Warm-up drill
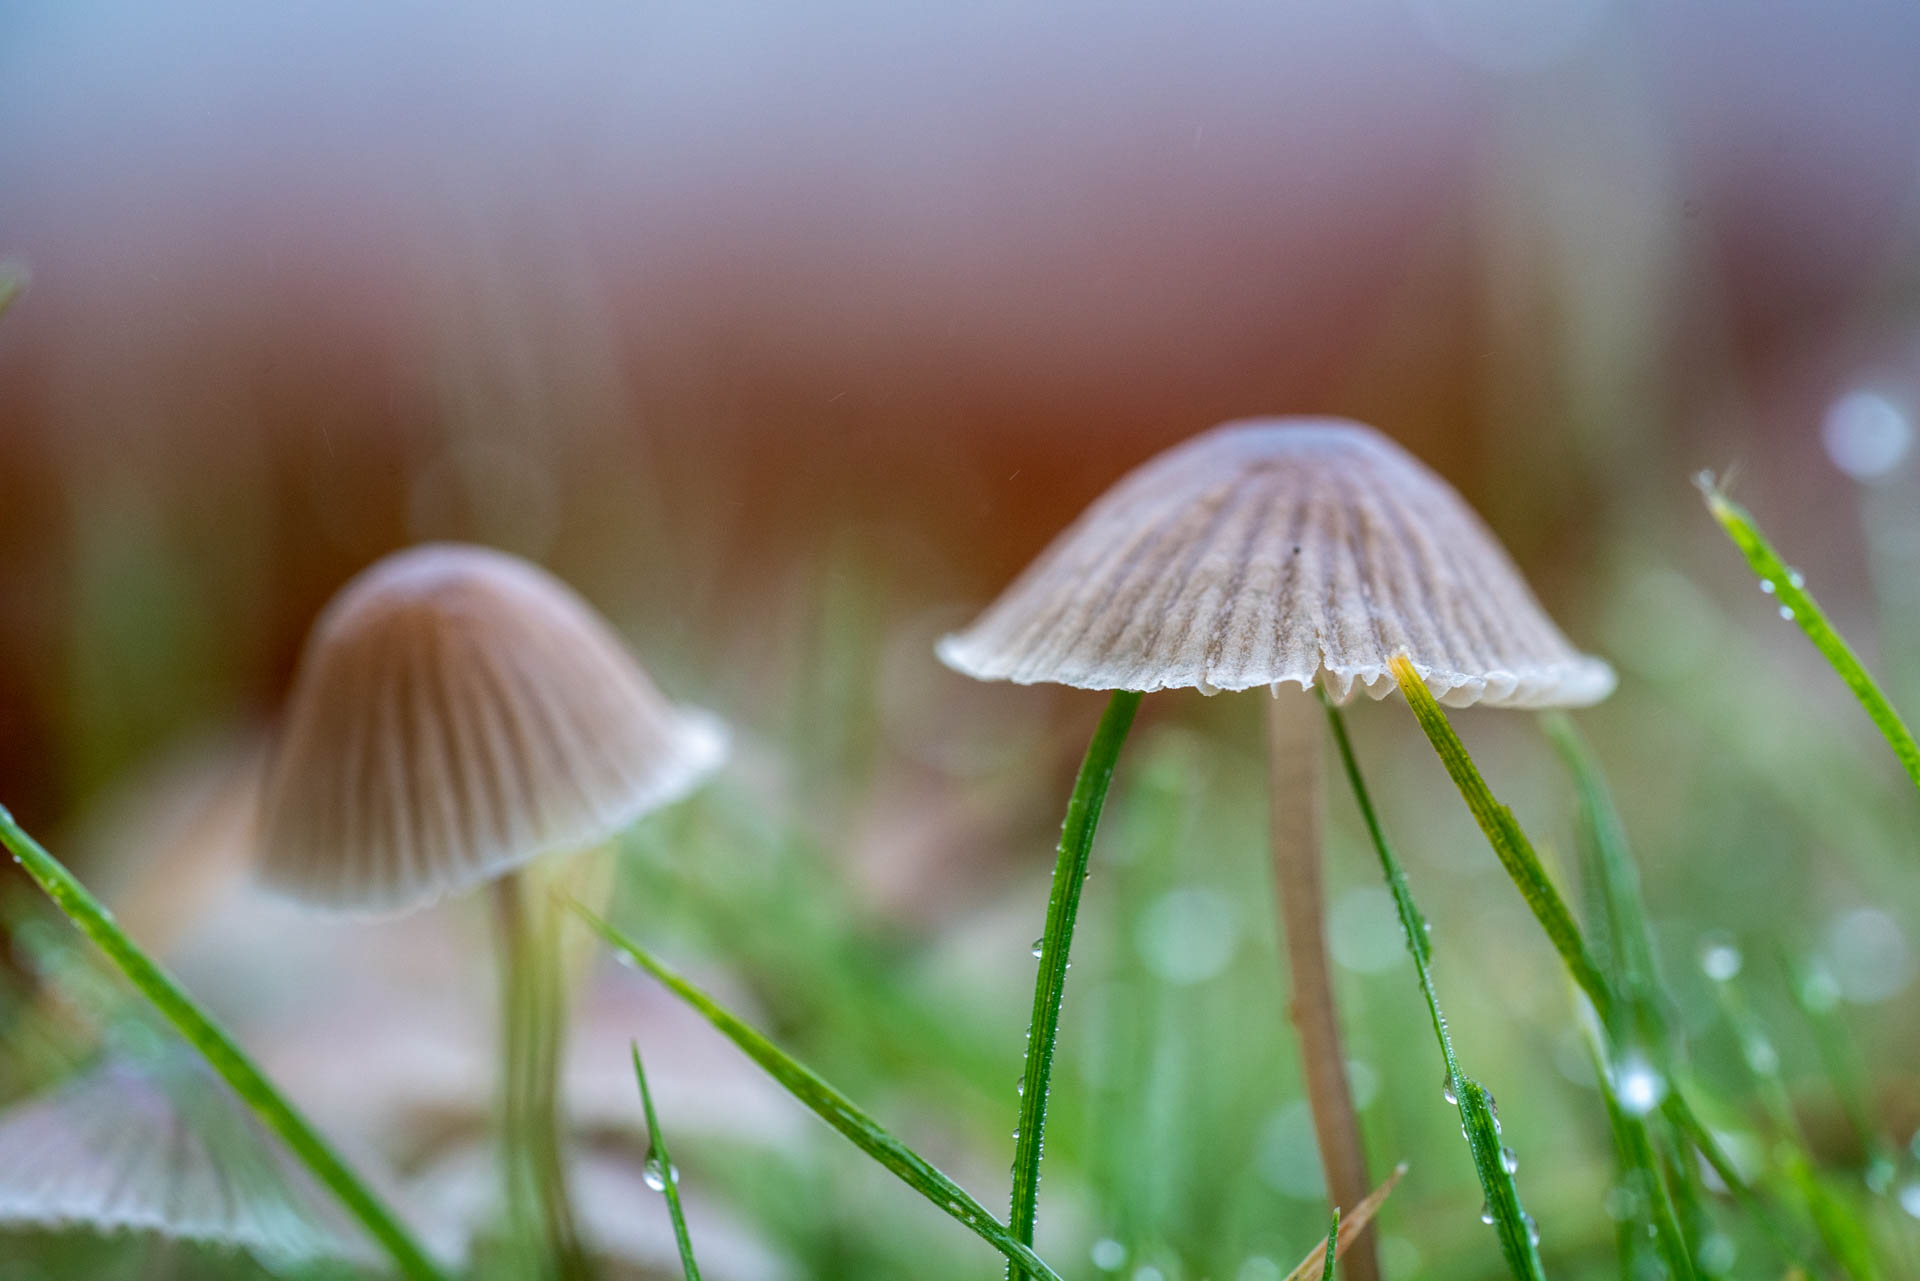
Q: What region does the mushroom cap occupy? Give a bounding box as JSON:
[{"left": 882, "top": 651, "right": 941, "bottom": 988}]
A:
[
  {"left": 937, "top": 419, "right": 1615, "bottom": 708},
  {"left": 0, "top": 1053, "right": 377, "bottom": 1266},
  {"left": 259, "top": 543, "right": 727, "bottom": 915}
]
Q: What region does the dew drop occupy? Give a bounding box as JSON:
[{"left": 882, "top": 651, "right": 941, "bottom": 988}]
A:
[
  {"left": 1612, "top": 1053, "right": 1666, "bottom": 1116},
  {"left": 642, "top": 1148, "right": 678, "bottom": 1192},
  {"left": 1758, "top": 579, "right": 1776, "bottom": 595},
  {"left": 1015, "top": 1078, "right": 1025, "bottom": 1097},
  {"left": 1031, "top": 938, "right": 1045, "bottom": 958},
  {"left": 1525, "top": 1213, "right": 1540, "bottom": 1247},
  {"left": 1479, "top": 1201, "right": 1495, "bottom": 1225},
  {"left": 1441, "top": 1077, "right": 1458, "bottom": 1106},
  {"left": 1778, "top": 605, "right": 1796, "bottom": 621},
  {"left": 1787, "top": 569, "right": 1805, "bottom": 589},
  {"left": 1899, "top": 1182, "right": 1920, "bottom": 1220},
  {"left": 614, "top": 951, "right": 638, "bottom": 969},
  {"left": 1501, "top": 1146, "right": 1518, "bottom": 1174},
  {"left": 1698, "top": 936, "right": 1742, "bottom": 982}
]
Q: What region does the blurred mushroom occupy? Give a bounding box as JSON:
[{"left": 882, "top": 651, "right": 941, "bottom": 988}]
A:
[
  {"left": 257, "top": 542, "right": 726, "bottom": 1279},
  {"left": 0, "top": 1048, "right": 381, "bottom": 1271},
  {"left": 940, "top": 419, "right": 1613, "bottom": 1279}
]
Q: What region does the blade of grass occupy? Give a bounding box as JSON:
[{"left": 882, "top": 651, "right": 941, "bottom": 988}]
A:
[
  {"left": 1578, "top": 1000, "right": 1698, "bottom": 1281},
  {"left": 1712, "top": 972, "right": 1882, "bottom": 1281},
  {"left": 567, "top": 901, "right": 1070, "bottom": 1281},
  {"left": 1388, "top": 656, "right": 1609, "bottom": 1014},
  {"left": 1323, "top": 700, "right": 1546, "bottom": 1281},
  {"left": 1398, "top": 662, "right": 1802, "bottom": 1267},
  {"left": 1541, "top": 714, "right": 1668, "bottom": 1050},
  {"left": 1320, "top": 1209, "right": 1342, "bottom": 1281},
  {"left": 1283, "top": 1165, "right": 1406, "bottom": 1281},
  {"left": 0, "top": 806, "right": 446, "bottom": 1281},
  {"left": 1011, "top": 689, "right": 1141, "bottom": 1277},
  {"left": 1544, "top": 714, "right": 1707, "bottom": 1278},
  {"left": 631, "top": 1041, "right": 701, "bottom": 1281},
  {"left": 1697, "top": 474, "right": 1920, "bottom": 795},
  {"left": 1782, "top": 955, "right": 1897, "bottom": 1181}
]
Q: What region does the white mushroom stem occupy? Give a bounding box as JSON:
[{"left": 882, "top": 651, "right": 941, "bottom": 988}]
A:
[
  {"left": 492, "top": 873, "right": 594, "bottom": 1280},
  {"left": 1268, "top": 694, "right": 1378, "bottom": 1281}
]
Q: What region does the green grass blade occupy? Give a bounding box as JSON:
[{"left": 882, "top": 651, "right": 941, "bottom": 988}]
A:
[
  {"left": 1540, "top": 713, "right": 1666, "bottom": 1047},
  {"left": 1324, "top": 701, "right": 1546, "bottom": 1281},
  {"left": 1698, "top": 475, "right": 1920, "bottom": 795},
  {"left": 1579, "top": 1004, "right": 1697, "bottom": 1281},
  {"left": 1389, "top": 656, "right": 1610, "bottom": 1015},
  {"left": 1282, "top": 1167, "right": 1405, "bottom": 1281},
  {"left": 1400, "top": 666, "right": 1794, "bottom": 1266},
  {"left": 567, "top": 901, "right": 1070, "bottom": 1281},
  {"left": 1011, "top": 688, "right": 1141, "bottom": 1276},
  {"left": 0, "top": 806, "right": 446, "bottom": 1281},
  {"left": 631, "top": 1041, "right": 702, "bottom": 1281}
]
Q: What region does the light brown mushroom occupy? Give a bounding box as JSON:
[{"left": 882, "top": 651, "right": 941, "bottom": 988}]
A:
[
  {"left": 0, "top": 1051, "right": 381, "bottom": 1270},
  {"left": 940, "top": 418, "right": 1612, "bottom": 1281},
  {"left": 259, "top": 543, "right": 725, "bottom": 915},
  {"left": 256, "top": 542, "right": 726, "bottom": 1281}
]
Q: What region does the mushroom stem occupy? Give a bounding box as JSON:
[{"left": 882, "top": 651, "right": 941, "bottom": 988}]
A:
[
  {"left": 1268, "top": 693, "right": 1378, "bottom": 1281},
  {"left": 493, "top": 874, "right": 595, "bottom": 1281}
]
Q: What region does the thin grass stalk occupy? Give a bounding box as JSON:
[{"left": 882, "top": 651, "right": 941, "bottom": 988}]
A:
[
  {"left": 1282, "top": 1168, "right": 1406, "bottom": 1281},
  {"left": 1578, "top": 1002, "right": 1697, "bottom": 1281},
  {"left": 1713, "top": 977, "right": 1881, "bottom": 1281},
  {"left": 0, "top": 806, "right": 447, "bottom": 1281},
  {"left": 1009, "top": 689, "right": 1142, "bottom": 1276},
  {"left": 1322, "top": 700, "right": 1546, "bottom": 1281},
  {"left": 1395, "top": 671, "right": 1804, "bottom": 1269},
  {"left": 631, "top": 1041, "right": 702, "bottom": 1281},
  {"left": 1697, "top": 475, "right": 1920, "bottom": 795},
  {"left": 566, "top": 901, "right": 1071, "bottom": 1281},
  {"left": 1387, "top": 656, "right": 1609, "bottom": 1013}
]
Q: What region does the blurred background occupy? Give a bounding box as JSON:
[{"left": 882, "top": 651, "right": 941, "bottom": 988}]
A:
[{"left": 2, "top": 1, "right": 1920, "bottom": 1278}]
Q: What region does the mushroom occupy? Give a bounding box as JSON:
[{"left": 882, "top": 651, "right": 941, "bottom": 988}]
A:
[
  {"left": 0, "top": 1049, "right": 382, "bottom": 1270},
  {"left": 257, "top": 542, "right": 726, "bottom": 1280},
  {"left": 939, "top": 419, "right": 1612, "bottom": 1280}
]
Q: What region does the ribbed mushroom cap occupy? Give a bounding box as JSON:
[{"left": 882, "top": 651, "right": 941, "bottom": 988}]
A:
[
  {"left": 0, "top": 1054, "right": 376, "bottom": 1267},
  {"left": 259, "top": 543, "right": 727, "bottom": 915},
  {"left": 938, "top": 419, "right": 1615, "bottom": 708}
]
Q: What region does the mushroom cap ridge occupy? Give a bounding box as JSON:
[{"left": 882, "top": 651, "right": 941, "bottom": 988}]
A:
[
  {"left": 259, "top": 543, "right": 726, "bottom": 915},
  {"left": 938, "top": 418, "right": 1615, "bottom": 708}
]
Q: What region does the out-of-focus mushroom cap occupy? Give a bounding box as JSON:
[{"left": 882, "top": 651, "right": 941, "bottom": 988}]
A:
[
  {"left": 259, "top": 543, "right": 727, "bottom": 915},
  {"left": 0, "top": 1053, "right": 377, "bottom": 1267},
  {"left": 938, "top": 419, "right": 1615, "bottom": 708}
]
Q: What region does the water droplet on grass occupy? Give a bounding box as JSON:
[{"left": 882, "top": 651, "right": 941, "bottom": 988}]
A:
[
  {"left": 1778, "top": 605, "right": 1796, "bottom": 621},
  {"left": 1612, "top": 1053, "right": 1666, "bottom": 1116},
  {"left": 1900, "top": 1182, "right": 1920, "bottom": 1220},
  {"left": 1501, "top": 1146, "right": 1518, "bottom": 1173},
  {"left": 1031, "top": 938, "right": 1044, "bottom": 958},
  {"left": 642, "top": 1148, "right": 678, "bottom": 1191},
  {"left": 1479, "top": 1201, "right": 1495, "bottom": 1225},
  {"left": 1787, "top": 569, "right": 1805, "bottom": 588},
  {"left": 1699, "top": 936, "right": 1742, "bottom": 981},
  {"left": 1441, "top": 1077, "right": 1458, "bottom": 1105},
  {"left": 1759, "top": 579, "right": 1776, "bottom": 595}
]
